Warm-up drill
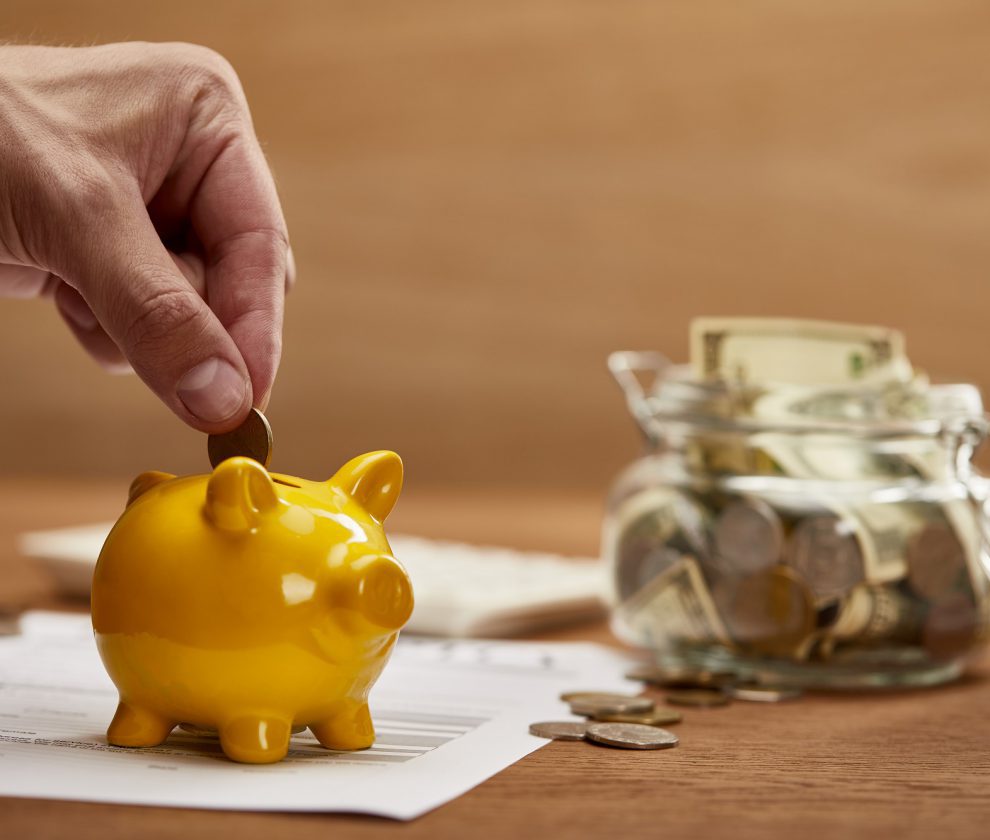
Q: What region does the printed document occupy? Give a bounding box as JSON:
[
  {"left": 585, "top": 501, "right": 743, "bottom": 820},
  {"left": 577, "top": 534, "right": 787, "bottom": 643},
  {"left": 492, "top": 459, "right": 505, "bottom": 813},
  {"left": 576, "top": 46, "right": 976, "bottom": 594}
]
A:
[{"left": 0, "top": 612, "right": 633, "bottom": 819}]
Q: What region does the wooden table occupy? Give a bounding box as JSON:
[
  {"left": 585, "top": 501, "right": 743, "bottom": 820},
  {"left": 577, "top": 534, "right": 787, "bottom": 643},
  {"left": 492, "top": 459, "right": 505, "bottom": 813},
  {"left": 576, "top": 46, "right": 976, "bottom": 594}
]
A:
[{"left": 2, "top": 478, "right": 989, "bottom": 839}]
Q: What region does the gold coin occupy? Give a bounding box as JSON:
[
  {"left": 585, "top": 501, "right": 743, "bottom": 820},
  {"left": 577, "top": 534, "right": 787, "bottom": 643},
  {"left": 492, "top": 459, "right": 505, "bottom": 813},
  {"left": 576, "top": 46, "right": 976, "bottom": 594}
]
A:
[
  {"left": 625, "top": 665, "right": 737, "bottom": 689},
  {"left": 665, "top": 689, "right": 730, "bottom": 708},
  {"left": 569, "top": 696, "right": 655, "bottom": 717},
  {"left": 721, "top": 566, "right": 816, "bottom": 658},
  {"left": 528, "top": 721, "right": 588, "bottom": 741},
  {"left": 591, "top": 708, "right": 683, "bottom": 726},
  {"left": 207, "top": 407, "right": 273, "bottom": 468},
  {"left": 560, "top": 691, "right": 651, "bottom": 706},
  {"left": 585, "top": 722, "right": 679, "bottom": 750},
  {"left": 726, "top": 685, "right": 802, "bottom": 703}
]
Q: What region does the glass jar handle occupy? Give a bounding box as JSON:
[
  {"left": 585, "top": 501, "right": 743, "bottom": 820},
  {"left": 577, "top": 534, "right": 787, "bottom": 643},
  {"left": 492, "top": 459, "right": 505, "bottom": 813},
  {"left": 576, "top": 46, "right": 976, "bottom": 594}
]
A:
[
  {"left": 607, "top": 351, "right": 671, "bottom": 444},
  {"left": 944, "top": 416, "right": 990, "bottom": 545}
]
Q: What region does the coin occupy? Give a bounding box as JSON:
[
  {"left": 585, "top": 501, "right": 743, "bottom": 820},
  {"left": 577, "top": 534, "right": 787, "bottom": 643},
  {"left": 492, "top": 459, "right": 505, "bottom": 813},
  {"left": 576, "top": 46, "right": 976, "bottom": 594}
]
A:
[
  {"left": 714, "top": 498, "right": 784, "bottom": 575},
  {"left": 720, "top": 566, "right": 816, "bottom": 658},
  {"left": 585, "top": 722, "right": 679, "bottom": 750},
  {"left": 560, "top": 691, "right": 653, "bottom": 707},
  {"left": 625, "top": 665, "right": 737, "bottom": 689},
  {"left": 612, "top": 489, "right": 712, "bottom": 600},
  {"left": 207, "top": 407, "right": 273, "bottom": 468},
  {"left": 726, "top": 684, "right": 802, "bottom": 702},
  {"left": 591, "top": 708, "right": 683, "bottom": 726},
  {"left": 907, "top": 522, "right": 968, "bottom": 603},
  {"left": 923, "top": 592, "right": 980, "bottom": 661},
  {"left": 787, "top": 515, "right": 864, "bottom": 602},
  {"left": 569, "top": 695, "right": 655, "bottom": 716},
  {"left": 528, "top": 721, "right": 588, "bottom": 741},
  {"left": 665, "top": 688, "right": 730, "bottom": 708}
]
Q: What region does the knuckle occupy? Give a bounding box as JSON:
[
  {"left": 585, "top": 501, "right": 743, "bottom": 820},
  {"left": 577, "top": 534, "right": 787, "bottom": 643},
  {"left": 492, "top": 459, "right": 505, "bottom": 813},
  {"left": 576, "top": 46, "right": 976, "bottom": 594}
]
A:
[
  {"left": 121, "top": 281, "right": 207, "bottom": 359},
  {"left": 59, "top": 163, "right": 117, "bottom": 217},
  {"left": 171, "top": 43, "right": 243, "bottom": 102}
]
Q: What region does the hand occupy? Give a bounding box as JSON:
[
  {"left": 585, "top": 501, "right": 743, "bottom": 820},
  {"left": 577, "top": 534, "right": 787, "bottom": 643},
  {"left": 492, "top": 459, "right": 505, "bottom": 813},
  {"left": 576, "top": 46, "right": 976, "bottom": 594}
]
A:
[{"left": 0, "top": 42, "right": 292, "bottom": 431}]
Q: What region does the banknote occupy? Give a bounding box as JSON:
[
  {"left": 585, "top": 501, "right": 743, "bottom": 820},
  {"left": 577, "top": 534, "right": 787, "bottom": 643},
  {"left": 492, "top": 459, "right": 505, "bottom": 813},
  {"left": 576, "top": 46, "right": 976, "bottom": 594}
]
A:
[{"left": 690, "top": 317, "right": 913, "bottom": 385}]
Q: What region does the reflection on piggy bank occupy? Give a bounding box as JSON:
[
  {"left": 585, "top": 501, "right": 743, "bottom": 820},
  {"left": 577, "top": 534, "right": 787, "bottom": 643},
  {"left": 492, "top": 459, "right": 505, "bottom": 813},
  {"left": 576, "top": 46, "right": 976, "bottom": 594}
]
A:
[{"left": 91, "top": 451, "right": 414, "bottom": 764}]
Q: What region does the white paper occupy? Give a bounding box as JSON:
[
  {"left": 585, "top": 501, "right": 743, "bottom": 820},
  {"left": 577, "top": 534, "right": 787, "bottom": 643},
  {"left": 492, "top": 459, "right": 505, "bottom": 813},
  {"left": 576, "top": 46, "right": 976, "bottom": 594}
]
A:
[{"left": 0, "top": 612, "right": 634, "bottom": 819}]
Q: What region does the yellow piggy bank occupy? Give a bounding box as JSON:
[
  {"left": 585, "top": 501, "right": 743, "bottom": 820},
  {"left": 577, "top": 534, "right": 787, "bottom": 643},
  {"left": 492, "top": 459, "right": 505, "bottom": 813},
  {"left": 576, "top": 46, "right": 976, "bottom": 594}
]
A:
[{"left": 91, "top": 451, "right": 414, "bottom": 764}]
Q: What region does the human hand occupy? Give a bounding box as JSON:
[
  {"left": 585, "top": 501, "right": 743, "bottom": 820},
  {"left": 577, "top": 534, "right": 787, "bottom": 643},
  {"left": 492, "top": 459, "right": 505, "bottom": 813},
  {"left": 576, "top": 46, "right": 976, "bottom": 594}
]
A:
[{"left": 0, "top": 42, "right": 292, "bottom": 431}]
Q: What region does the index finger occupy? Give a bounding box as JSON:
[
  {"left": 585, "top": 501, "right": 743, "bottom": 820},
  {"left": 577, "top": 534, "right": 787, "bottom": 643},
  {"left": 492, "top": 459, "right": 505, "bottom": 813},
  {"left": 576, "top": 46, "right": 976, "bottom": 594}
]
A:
[{"left": 190, "top": 128, "right": 289, "bottom": 410}]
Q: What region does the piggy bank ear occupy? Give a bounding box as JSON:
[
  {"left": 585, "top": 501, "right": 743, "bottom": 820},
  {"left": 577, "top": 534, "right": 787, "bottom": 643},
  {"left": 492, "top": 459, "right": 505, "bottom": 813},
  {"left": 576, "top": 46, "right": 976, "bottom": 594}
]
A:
[
  {"left": 331, "top": 451, "right": 403, "bottom": 522},
  {"left": 205, "top": 457, "right": 279, "bottom": 532},
  {"left": 127, "top": 471, "right": 174, "bottom": 506}
]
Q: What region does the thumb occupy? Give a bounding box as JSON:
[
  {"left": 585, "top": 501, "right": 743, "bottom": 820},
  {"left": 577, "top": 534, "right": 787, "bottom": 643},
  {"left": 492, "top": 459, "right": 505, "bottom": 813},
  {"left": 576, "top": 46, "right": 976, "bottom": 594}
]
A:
[{"left": 57, "top": 196, "right": 253, "bottom": 432}]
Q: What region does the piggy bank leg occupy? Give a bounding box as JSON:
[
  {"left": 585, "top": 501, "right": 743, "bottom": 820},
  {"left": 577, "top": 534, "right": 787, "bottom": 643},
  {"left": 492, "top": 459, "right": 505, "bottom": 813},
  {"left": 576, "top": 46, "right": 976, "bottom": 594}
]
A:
[
  {"left": 310, "top": 701, "right": 374, "bottom": 751},
  {"left": 218, "top": 715, "right": 292, "bottom": 764},
  {"left": 107, "top": 700, "right": 176, "bottom": 747}
]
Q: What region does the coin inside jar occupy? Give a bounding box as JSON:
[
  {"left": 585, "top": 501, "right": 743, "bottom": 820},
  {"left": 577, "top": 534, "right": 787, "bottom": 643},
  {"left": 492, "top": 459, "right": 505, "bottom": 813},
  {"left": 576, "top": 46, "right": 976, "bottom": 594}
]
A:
[
  {"left": 923, "top": 592, "right": 980, "bottom": 661},
  {"left": 585, "top": 722, "right": 679, "bottom": 750},
  {"left": 714, "top": 498, "right": 784, "bottom": 575},
  {"left": 612, "top": 489, "right": 713, "bottom": 600},
  {"left": 786, "top": 515, "right": 864, "bottom": 602},
  {"left": 207, "top": 407, "right": 273, "bottom": 468},
  {"left": 907, "top": 523, "right": 968, "bottom": 602},
  {"left": 720, "top": 566, "right": 816, "bottom": 658}
]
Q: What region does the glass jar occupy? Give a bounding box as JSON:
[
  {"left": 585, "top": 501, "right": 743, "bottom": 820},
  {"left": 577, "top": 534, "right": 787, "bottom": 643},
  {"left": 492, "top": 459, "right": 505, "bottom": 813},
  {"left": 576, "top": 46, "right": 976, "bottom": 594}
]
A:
[{"left": 603, "top": 351, "right": 990, "bottom": 688}]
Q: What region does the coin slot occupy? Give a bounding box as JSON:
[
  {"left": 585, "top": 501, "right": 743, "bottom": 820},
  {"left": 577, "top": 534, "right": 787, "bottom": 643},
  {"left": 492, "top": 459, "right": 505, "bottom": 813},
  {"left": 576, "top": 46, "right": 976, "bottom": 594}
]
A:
[{"left": 272, "top": 478, "right": 301, "bottom": 488}]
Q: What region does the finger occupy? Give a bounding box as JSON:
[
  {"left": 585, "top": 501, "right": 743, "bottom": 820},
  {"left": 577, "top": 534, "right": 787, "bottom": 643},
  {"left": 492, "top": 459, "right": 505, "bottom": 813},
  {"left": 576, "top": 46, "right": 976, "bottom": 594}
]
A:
[
  {"left": 53, "top": 281, "right": 132, "bottom": 373},
  {"left": 190, "top": 133, "right": 288, "bottom": 410},
  {"left": 0, "top": 263, "right": 59, "bottom": 299},
  {"left": 55, "top": 190, "right": 253, "bottom": 432},
  {"left": 170, "top": 251, "right": 206, "bottom": 298}
]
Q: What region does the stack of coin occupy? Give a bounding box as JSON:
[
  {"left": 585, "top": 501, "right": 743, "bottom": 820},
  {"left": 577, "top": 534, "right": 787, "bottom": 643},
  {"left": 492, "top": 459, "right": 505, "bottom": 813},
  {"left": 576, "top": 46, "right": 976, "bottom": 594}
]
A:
[
  {"left": 529, "top": 670, "right": 801, "bottom": 752},
  {"left": 623, "top": 665, "right": 801, "bottom": 705},
  {"left": 528, "top": 721, "right": 679, "bottom": 751},
  {"left": 561, "top": 691, "right": 684, "bottom": 726}
]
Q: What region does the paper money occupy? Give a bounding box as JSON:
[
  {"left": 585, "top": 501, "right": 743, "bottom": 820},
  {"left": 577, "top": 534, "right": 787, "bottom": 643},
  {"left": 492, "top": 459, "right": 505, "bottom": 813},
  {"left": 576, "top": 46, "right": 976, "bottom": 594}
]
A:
[
  {"left": 690, "top": 317, "right": 912, "bottom": 385},
  {"left": 615, "top": 555, "right": 731, "bottom": 650}
]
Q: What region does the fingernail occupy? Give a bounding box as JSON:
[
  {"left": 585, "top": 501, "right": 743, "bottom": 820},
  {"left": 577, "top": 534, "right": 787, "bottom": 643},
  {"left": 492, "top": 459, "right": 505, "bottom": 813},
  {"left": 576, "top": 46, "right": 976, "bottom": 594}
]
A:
[
  {"left": 61, "top": 293, "right": 99, "bottom": 331},
  {"left": 177, "top": 358, "right": 249, "bottom": 424}
]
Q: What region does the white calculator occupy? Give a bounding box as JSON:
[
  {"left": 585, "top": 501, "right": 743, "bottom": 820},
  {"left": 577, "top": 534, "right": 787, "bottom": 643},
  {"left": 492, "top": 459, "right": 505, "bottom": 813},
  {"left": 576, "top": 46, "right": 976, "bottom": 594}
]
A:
[{"left": 19, "top": 524, "right": 606, "bottom": 638}]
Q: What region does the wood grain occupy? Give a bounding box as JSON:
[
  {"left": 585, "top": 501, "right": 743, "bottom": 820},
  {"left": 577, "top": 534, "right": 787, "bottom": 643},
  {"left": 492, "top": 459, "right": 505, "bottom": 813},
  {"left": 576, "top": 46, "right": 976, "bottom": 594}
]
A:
[
  {"left": 2, "top": 1, "right": 990, "bottom": 488},
  {"left": 2, "top": 477, "right": 990, "bottom": 839}
]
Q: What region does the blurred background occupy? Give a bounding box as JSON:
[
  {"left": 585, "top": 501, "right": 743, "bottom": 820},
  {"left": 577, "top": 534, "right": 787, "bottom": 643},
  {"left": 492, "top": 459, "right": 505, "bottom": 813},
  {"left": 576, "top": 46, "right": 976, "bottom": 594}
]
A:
[{"left": 2, "top": 0, "right": 989, "bottom": 497}]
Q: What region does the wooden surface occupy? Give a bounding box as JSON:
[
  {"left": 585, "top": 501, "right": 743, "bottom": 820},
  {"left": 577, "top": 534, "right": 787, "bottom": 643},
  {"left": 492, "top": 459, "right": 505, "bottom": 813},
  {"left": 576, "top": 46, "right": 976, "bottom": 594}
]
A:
[
  {"left": 3, "top": 478, "right": 990, "bottom": 839},
  {"left": 2, "top": 2, "right": 990, "bottom": 488}
]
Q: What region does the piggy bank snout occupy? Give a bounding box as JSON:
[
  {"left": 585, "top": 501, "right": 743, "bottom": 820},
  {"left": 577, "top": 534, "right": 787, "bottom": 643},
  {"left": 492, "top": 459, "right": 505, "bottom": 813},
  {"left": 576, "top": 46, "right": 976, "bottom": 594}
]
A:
[{"left": 351, "top": 555, "right": 414, "bottom": 631}]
